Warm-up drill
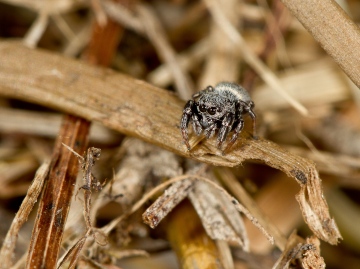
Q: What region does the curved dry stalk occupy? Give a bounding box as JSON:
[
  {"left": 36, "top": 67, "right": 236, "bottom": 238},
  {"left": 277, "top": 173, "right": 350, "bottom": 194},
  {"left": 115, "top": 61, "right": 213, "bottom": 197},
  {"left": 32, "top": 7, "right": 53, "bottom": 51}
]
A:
[
  {"left": 281, "top": 0, "right": 360, "bottom": 89},
  {"left": 0, "top": 42, "right": 341, "bottom": 244}
]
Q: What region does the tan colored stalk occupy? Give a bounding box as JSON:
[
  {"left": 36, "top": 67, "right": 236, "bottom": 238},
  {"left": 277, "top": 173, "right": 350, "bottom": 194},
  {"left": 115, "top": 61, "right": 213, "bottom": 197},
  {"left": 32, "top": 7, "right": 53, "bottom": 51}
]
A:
[{"left": 281, "top": 0, "right": 360, "bottom": 88}]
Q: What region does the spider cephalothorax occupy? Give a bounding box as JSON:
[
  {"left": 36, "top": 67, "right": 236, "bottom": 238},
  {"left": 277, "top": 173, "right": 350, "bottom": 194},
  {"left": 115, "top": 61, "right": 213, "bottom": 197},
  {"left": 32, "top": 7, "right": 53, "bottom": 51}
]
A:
[{"left": 180, "top": 82, "right": 256, "bottom": 152}]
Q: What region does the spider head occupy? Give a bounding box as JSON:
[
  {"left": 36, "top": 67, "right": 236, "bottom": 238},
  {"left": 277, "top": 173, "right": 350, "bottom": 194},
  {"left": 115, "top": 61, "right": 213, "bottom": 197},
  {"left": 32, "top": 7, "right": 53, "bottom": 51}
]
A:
[{"left": 196, "top": 94, "right": 233, "bottom": 120}]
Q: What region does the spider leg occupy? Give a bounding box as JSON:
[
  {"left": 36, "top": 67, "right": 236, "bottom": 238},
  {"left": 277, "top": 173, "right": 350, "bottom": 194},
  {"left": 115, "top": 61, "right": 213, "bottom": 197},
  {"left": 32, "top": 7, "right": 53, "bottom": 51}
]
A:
[
  {"left": 224, "top": 118, "right": 244, "bottom": 153},
  {"left": 204, "top": 122, "right": 217, "bottom": 139},
  {"left": 192, "top": 113, "right": 202, "bottom": 135},
  {"left": 217, "top": 113, "right": 234, "bottom": 149},
  {"left": 244, "top": 101, "right": 257, "bottom": 138},
  {"left": 180, "top": 100, "right": 195, "bottom": 150}
]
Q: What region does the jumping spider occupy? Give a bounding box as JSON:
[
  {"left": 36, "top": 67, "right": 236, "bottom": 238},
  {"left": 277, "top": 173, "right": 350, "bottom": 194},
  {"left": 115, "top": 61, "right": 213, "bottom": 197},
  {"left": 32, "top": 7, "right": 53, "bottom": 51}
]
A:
[{"left": 180, "top": 82, "right": 257, "bottom": 152}]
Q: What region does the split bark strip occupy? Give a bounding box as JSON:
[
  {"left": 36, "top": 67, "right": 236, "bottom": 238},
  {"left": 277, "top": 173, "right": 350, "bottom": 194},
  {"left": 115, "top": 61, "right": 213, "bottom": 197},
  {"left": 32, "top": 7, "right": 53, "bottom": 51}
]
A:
[
  {"left": 25, "top": 3, "right": 126, "bottom": 267},
  {"left": 26, "top": 116, "right": 91, "bottom": 269},
  {"left": 0, "top": 42, "right": 341, "bottom": 245},
  {"left": 280, "top": 0, "right": 360, "bottom": 88},
  {"left": 0, "top": 160, "right": 50, "bottom": 269}
]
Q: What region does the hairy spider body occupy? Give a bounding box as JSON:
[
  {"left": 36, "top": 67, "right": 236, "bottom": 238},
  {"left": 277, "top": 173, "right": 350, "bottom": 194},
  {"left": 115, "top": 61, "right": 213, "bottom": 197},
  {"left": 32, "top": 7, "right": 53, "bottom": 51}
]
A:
[{"left": 180, "top": 82, "right": 256, "bottom": 152}]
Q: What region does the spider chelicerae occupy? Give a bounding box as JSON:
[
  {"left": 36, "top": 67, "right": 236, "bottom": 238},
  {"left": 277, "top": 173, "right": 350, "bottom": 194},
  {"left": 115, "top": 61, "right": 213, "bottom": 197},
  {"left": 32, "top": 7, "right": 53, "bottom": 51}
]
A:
[{"left": 180, "top": 82, "right": 257, "bottom": 152}]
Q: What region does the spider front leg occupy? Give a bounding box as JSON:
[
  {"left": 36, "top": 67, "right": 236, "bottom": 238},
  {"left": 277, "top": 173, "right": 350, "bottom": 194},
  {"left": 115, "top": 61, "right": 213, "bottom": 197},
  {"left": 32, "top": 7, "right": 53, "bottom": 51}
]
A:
[
  {"left": 223, "top": 118, "right": 244, "bottom": 153},
  {"left": 204, "top": 121, "right": 217, "bottom": 139},
  {"left": 243, "top": 101, "right": 257, "bottom": 139},
  {"left": 180, "top": 100, "right": 195, "bottom": 150},
  {"left": 217, "top": 113, "right": 234, "bottom": 149},
  {"left": 192, "top": 113, "right": 202, "bottom": 135}
]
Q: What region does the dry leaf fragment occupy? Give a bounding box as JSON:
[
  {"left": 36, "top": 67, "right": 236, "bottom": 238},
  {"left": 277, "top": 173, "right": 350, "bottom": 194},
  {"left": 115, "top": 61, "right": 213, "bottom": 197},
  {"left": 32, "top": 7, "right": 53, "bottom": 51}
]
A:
[
  {"left": 143, "top": 168, "right": 272, "bottom": 249},
  {"left": 188, "top": 180, "right": 249, "bottom": 250},
  {"left": 302, "top": 236, "right": 325, "bottom": 269},
  {"left": 273, "top": 232, "right": 325, "bottom": 269},
  {"left": 143, "top": 178, "right": 194, "bottom": 228}
]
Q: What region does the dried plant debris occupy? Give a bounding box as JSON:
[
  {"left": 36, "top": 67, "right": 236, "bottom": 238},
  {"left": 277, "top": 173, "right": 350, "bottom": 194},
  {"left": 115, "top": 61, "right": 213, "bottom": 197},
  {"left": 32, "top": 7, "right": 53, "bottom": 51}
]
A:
[
  {"left": 60, "top": 139, "right": 183, "bottom": 266},
  {"left": 58, "top": 145, "right": 107, "bottom": 268},
  {"left": 63, "top": 144, "right": 104, "bottom": 231},
  {"left": 273, "top": 232, "right": 325, "bottom": 269},
  {"left": 57, "top": 231, "right": 90, "bottom": 269},
  {"left": 188, "top": 180, "right": 250, "bottom": 249},
  {"left": 143, "top": 178, "right": 195, "bottom": 229},
  {"left": 0, "top": 160, "right": 50, "bottom": 268},
  {"left": 143, "top": 164, "right": 273, "bottom": 249},
  {"left": 93, "top": 138, "right": 183, "bottom": 213},
  {"left": 1, "top": 0, "right": 359, "bottom": 268}
]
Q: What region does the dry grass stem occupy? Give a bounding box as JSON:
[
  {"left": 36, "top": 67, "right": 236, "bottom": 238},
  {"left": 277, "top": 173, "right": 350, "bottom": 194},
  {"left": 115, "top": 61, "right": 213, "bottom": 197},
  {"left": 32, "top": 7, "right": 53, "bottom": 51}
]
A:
[
  {"left": 203, "top": 0, "right": 308, "bottom": 116},
  {"left": 0, "top": 108, "right": 117, "bottom": 143},
  {"left": 57, "top": 229, "right": 91, "bottom": 269},
  {"left": 0, "top": 0, "right": 88, "bottom": 13},
  {"left": 25, "top": 116, "right": 90, "bottom": 269},
  {"left": 103, "top": 1, "right": 194, "bottom": 100},
  {"left": 23, "top": 11, "right": 49, "bottom": 48},
  {"left": 253, "top": 60, "right": 350, "bottom": 111},
  {"left": 198, "top": 0, "right": 241, "bottom": 88},
  {"left": 147, "top": 38, "right": 210, "bottom": 88},
  {"left": 281, "top": 0, "right": 360, "bottom": 88},
  {"left": 0, "top": 160, "right": 50, "bottom": 269}
]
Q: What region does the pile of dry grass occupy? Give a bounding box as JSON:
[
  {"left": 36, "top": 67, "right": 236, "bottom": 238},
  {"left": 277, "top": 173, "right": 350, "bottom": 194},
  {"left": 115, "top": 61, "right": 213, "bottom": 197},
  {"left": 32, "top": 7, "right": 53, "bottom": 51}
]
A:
[{"left": 0, "top": 0, "right": 359, "bottom": 268}]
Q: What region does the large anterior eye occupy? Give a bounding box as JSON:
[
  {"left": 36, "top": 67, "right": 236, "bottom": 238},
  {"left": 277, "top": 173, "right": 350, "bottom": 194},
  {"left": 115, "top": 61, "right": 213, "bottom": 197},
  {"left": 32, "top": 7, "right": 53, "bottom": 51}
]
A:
[
  {"left": 208, "top": 107, "right": 216, "bottom": 115},
  {"left": 199, "top": 104, "right": 206, "bottom": 112}
]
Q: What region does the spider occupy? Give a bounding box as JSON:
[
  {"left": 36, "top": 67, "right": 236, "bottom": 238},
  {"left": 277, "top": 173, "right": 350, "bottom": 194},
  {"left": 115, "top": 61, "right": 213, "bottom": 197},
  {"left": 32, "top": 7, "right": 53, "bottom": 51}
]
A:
[{"left": 180, "top": 82, "right": 257, "bottom": 152}]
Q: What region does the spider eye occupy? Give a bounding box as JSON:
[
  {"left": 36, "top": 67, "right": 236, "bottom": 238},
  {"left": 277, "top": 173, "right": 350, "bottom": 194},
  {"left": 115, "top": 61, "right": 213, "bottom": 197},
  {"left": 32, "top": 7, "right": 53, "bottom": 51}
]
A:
[
  {"left": 199, "top": 104, "right": 206, "bottom": 112},
  {"left": 208, "top": 107, "right": 216, "bottom": 115}
]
